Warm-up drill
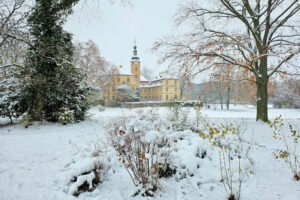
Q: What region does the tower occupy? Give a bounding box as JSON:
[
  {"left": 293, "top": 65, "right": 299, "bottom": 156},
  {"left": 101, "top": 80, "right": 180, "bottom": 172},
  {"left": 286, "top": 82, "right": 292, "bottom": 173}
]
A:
[{"left": 130, "top": 39, "right": 141, "bottom": 84}]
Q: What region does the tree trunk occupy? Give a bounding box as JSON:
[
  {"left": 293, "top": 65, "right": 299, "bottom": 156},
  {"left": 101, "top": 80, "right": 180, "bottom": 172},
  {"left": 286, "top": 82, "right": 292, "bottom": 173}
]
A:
[
  {"left": 226, "top": 84, "right": 231, "bottom": 110},
  {"left": 226, "top": 99, "right": 230, "bottom": 109},
  {"left": 256, "top": 77, "right": 268, "bottom": 122},
  {"left": 218, "top": 81, "right": 223, "bottom": 109},
  {"left": 220, "top": 98, "right": 223, "bottom": 109},
  {"left": 180, "top": 82, "right": 184, "bottom": 100},
  {"left": 30, "top": 89, "right": 44, "bottom": 121}
]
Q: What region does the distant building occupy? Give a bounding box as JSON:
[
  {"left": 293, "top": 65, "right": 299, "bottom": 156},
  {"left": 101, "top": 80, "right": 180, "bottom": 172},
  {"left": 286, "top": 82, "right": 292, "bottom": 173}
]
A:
[{"left": 102, "top": 41, "right": 180, "bottom": 105}]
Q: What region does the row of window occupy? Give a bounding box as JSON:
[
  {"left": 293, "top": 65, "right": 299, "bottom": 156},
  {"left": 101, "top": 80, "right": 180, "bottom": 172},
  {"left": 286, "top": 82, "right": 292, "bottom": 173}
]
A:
[
  {"left": 105, "top": 86, "right": 136, "bottom": 92},
  {"left": 117, "top": 76, "right": 138, "bottom": 83},
  {"left": 141, "top": 86, "right": 178, "bottom": 92},
  {"left": 105, "top": 94, "right": 179, "bottom": 101},
  {"left": 165, "top": 95, "right": 178, "bottom": 100},
  {"left": 141, "top": 95, "right": 178, "bottom": 100},
  {"left": 117, "top": 77, "right": 131, "bottom": 83},
  {"left": 166, "top": 87, "right": 178, "bottom": 92},
  {"left": 165, "top": 79, "right": 178, "bottom": 85}
]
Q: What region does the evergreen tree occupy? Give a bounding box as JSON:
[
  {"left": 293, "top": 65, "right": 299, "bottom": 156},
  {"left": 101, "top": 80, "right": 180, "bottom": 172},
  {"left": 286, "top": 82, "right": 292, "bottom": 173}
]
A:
[{"left": 23, "top": 0, "right": 91, "bottom": 122}]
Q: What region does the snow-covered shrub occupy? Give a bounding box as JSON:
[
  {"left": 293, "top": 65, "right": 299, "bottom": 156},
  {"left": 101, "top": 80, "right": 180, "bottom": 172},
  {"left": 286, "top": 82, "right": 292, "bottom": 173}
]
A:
[
  {"left": 168, "top": 130, "right": 205, "bottom": 181},
  {"left": 0, "top": 66, "right": 26, "bottom": 123},
  {"left": 65, "top": 141, "right": 111, "bottom": 196},
  {"left": 107, "top": 110, "right": 173, "bottom": 196},
  {"left": 167, "top": 102, "right": 190, "bottom": 130},
  {"left": 98, "top": 105, "right": 105, "bottom": 112},
  {"left": 67, "top": 157, "right": 106, "bottom": 196},
  {"left": 268, "top": 116, "right": 300, "bottom": 181},
  {"left": 58, "top": 108, "right": 74, "bottom": 125},
  {"left": 116, "top": 84, "right": 140, "bottom": 102},
  {"left": 200, "top": 122, "right": 253, "bottom": 200}
]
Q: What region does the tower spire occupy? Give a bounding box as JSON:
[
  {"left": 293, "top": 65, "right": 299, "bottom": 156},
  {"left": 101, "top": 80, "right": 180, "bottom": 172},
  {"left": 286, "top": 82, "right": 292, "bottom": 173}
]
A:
[{"left": 131, "top": 38, "right": 139, "bottom": 60}]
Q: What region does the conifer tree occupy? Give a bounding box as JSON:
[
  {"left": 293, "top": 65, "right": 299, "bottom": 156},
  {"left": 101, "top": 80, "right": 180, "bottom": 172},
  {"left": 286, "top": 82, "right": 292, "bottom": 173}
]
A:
[{"left": 23, "top": 0, "right": 91, "bottom": 122}]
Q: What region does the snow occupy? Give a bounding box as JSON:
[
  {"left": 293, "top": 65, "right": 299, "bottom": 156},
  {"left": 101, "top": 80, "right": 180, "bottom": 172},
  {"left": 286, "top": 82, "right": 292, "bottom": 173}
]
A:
[
  {"left": 68, "top": 171, "right": 95, "bottom": 195},
  {"left": 143, "top": 130, "right": 161, "bottom": 143},
  {"left": 89, "top": 105, "right": 300, "bottom": 120},
  {"left": 151, "top": 74, "right": 179, "bottom": 81},
  {"left": 0, "top": 105, "right": 300, "bottom": 200},
  {"left": 140, "top": 83, "right": 162, "bottom": 88}
]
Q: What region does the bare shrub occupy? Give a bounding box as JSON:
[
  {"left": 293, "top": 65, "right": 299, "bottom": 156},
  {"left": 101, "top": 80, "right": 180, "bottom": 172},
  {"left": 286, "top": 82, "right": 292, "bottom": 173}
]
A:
[
  {"left": 193, "top": 97, "right": 202, "bottom": 128},
  {"left": 200, "top": 122, "right": 253, "bottom": 200},
  {"left": 107, "top": 110, "right": 172, "bottom": 197},
  {"left": 268, "top": 116, "right": 300, "bottom": 181}
]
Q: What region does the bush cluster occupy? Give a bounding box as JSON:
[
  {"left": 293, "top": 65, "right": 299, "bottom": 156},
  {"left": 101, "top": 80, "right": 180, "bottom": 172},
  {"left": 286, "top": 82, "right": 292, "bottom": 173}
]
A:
[{"left": 107, "top": 110, "right": 173, "bottom": 196}]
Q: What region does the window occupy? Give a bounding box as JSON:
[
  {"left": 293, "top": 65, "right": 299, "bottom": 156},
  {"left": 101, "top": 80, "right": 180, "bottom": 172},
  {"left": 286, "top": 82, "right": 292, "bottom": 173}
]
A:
[
  {"left": 112, "top": 96, "right": 115, "bottom": 100},
  {"left": 135, "top": 66, "right": 138, "bottom": 71},
  {"left": 127, "top": 78, "right": 130, "bottom": 82},
  {"left": 166, "top": 80, "right": 168, "bottom": 85},
  {"left": 166, "top": 95, "right": 168, "bottom": 100},
  {"left": 166, "top": 87, "right": 168, "bottom": 91},
  {"left": 175, "top": 87, "right": 177, "bottom": 91},
  {"left": 175, "top": 95, "right": 177, "bottom": 100},
  {"left": 117, "top": 77, "right": 120, "bottom": 82}
]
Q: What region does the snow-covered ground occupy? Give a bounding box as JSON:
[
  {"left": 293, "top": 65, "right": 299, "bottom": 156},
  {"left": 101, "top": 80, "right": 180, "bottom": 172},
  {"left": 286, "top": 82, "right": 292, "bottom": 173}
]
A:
[
  {"left": 0, "top": 105, "right": 299, "bottom": 200},
  {"left": 90, "top": 105, "right": 300, "bottom": 120}
]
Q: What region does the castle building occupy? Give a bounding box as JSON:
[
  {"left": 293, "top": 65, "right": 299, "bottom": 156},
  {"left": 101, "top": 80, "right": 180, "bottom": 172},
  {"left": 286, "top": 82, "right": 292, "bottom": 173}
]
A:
[{"left": 102, "top": 41, "right": 181, "bottom": 105}]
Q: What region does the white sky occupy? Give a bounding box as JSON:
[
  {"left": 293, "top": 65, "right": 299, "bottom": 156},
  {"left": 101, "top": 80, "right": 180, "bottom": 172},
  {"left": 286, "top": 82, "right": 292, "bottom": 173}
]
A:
[{"left": 65, "top": 0, "right": 184, "bottom": 76}]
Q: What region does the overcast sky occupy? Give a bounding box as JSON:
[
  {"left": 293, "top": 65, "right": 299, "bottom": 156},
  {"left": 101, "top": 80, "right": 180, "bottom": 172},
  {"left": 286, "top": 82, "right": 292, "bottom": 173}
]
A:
[{"left": 65, "top": 0, "right": 184, "bottom": 76}]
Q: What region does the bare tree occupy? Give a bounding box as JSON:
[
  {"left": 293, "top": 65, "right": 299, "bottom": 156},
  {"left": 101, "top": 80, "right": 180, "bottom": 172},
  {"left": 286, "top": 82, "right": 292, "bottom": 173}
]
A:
[
  {"left": 210, "top": 64, "right": 251, "bottom": 109},
  {"left": 141, "top": 66, "right": 154, "bottom": 81},
  {"left": 0, "top": 33, "right": 27, "bottom": 67},
  {"left": 0, "top": 0, "right": 29, "bottom": 68},
  {"left": 271, "top": 77, "right": 300, "bottom": 108},
  {"left": 154, "top": 0, "right": 300, "bottom": 122},
  {"left": 73, "top": 40, "right": 118, "bottom": 88}
]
